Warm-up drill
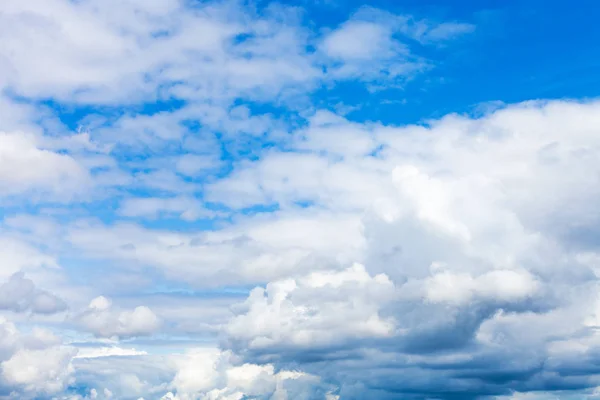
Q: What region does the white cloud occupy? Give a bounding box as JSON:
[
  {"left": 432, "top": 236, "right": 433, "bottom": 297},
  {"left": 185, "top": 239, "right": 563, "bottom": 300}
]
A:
[
  {"left": 65, "top": 349, "right": 333, "bottom": 400},
  {"left": 65, "top": 210, "right": 365, "bottom": 285},
  {"left": 2, "top": 0, "right": 598, "bottom": 397},
  {"left": 0, "top": 318, "right": 78, "bottom": 398},
  {"left": 0, "top": 272, "right": 67, "bottom": 314},
  {"left": 318, "top": 7, "right": 474, "bottom": 83},
  {"left": 226, "top": 264, "right": 396, "bottom": 352},
  {"left": 0, "top": 237, "right": 58, "bottom": 280},
  {"left": 168, "top": 348, "right": 332, "bottom": 400},
  {"left": 0, "top": 1, "right": 471, "bottom": 105},
  {"left": 0, "top": 0, "right": 319, "bottom": 103},
  {"left": 321, "top": 20, "right": 402, "bottom": 61},
  {"left": 74, "top": 296, "right": 160, "bottom": 339},
  {"left": 194, "top": 100, "right": 600, "bottom": 397},
  {"left": 74, "top": 346, "right": 148, "bottom": 359},
  {"left": 425, "top": 269, "right": 539, "bottom": 305},
  {"left": 72, "top": 354, "right": 174, "bottom": 399},
  {"left": 320, "top": 18, "right": 424, "bottom": 82},
  {"left": 0, "top": 99, "right": 598, "bottom": 398},
  {"left": 0, "top": 131, "right": 90, "bottom": 200},
  {"left": 295, "top": 110, "right": 378, "bottom": 157},
  {"left": 2, "top": 345, "right": 77, "bottom": 395}
]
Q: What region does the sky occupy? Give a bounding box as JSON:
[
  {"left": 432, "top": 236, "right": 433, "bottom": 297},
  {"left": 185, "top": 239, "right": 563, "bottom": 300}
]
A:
[{"left": 0, "top": 0, "right": 600, "bottom": 399}]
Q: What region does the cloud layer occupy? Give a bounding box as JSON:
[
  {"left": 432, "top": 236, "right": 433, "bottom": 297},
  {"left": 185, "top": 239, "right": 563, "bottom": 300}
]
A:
[{"left": 0, "top": 0, "right": 598, "bottom": 399}]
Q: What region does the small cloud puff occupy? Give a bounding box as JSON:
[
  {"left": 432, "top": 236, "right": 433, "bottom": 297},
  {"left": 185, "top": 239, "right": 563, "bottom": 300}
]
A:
[{"left": 74, "top": 296, "right": 161, "bottom": 339}]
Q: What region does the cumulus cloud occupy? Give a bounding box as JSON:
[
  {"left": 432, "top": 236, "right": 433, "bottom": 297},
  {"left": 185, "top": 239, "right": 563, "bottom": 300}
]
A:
[
  {"left": 72, "top": 354, "right": 174, "bottom": 399},
  {"left": 196, "top": 100, "right": 600, "bottom": 397},
  {"left": 167, "top": 348, "right": 335, "bottom": 400},
  {"left": 0, "top": 318, "right": 77, "bottom": 398},
  {"left": 60, "top": 348, "right": 336, "bottom": 400},
  {"left": 425, "top": 269, "right": 539, "bottom": 305},
  {"left": 2, "top": 99, "right": 600, "bottom": 398},
  {"left": 0, "top": 272, "right": 67, "bottom": 314},
  {"left": 5, "top": 99, "right": 596, "bottom": 398},
  {"left": 74, "top": 296, "right": 161, "bottom": 339},
  {"left": 2, "top": 345, "right": 77, "bottom": 395},
  {"left": 226, "top": 264, "right": 396, "bottom": 356},
  {"left": 0, "top": 0, "right": 598, "bottom": 397}
]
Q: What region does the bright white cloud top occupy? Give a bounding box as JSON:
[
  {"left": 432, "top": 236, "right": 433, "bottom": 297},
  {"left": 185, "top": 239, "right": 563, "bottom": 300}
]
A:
[{"left": 0, "top": 0, "right": 598, "bottom": 399}]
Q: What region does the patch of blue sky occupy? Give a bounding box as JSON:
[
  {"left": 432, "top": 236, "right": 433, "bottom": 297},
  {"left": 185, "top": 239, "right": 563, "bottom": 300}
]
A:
[
  {"left": 56, "top": 257, "right": 133, "bottom": 291},
  {"left": 129, "top": 216, "right": 222, "bottom": 232},
  {"left": 123, "top": 336, "right": 220, "bottom": 354},
  {"left": 58, "top": 252, "right": 253, "bottom": 297},
  {"left": 139, "top": 286, "right": 251, "bottom": 299},
  {"left": 306, "top": 0, "right": 600, "bottom": 124},
  {"left": 293, "top": 200, "right": 317, "bottom": 209}
]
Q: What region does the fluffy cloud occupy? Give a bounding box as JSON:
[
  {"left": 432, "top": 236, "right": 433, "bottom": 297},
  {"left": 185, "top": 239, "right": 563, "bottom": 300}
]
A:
[
  {"left": 198, "top": 100, "right": 600, "bottom": 398},
  {"left": 3, "top": 99, "right": 600, "bottom": 398},
  {"left": 1, "top": 99, "right": 599, "bottom": 398},
  {"left": 0, "top": 272, "right": 67, "bottom": 314},
  {"left": 64, "top": 348, "right": 334, "bottom": 400},
  {"left": 74, "top": 296, "right": 160, "bottom": 339},
  {"left": 2, "top": 345, "right": 77, "bottom": 395},
  {"left": 1, "top": 0, "right": 599, "bottom": 398},
  {"left": 71, "top": 354, "right": 174, "bottom": 399},
  {"left": 424, "top": 269, "right": 538, "bottom": 305},
  {"left": 167, "top": 348, "right": 335, "bottom": 400},
  {"left": 226, "top": 264, "right": 396, "bottom": 356},
  {"left": 0, "top": 131, "right": 90, "bottom": 200},
  {"left": 0, "top": 319, "right": 77, "bottom": 398}
]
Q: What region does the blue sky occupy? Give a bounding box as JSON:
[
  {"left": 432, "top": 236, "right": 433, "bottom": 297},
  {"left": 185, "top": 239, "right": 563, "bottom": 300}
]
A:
[
  {"left": 1, "top": 0, "right": 600, "bottom": 399},
  {"left": 44, "top": 0, "right": 600, "bottom": 123}
]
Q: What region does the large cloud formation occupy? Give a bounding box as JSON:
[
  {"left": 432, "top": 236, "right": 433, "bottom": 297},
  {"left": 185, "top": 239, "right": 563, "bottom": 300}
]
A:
[
  {"left": 0, "top": 320, "right": 77, "bottom": 397},
  {"left": 215, "top": 100, "right": 600, "bottom": 399},
  {"left": 61, "top": 100, "right": 600, "bottom": 399},
  {"left": 0, "top": 0, "right": 599, "bottom": 399}
]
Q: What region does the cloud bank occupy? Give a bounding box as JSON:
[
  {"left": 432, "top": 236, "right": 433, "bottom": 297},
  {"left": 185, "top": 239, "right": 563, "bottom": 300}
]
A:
[{"left": 0, "top": 0, "right": 598, "bottom": 399}]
